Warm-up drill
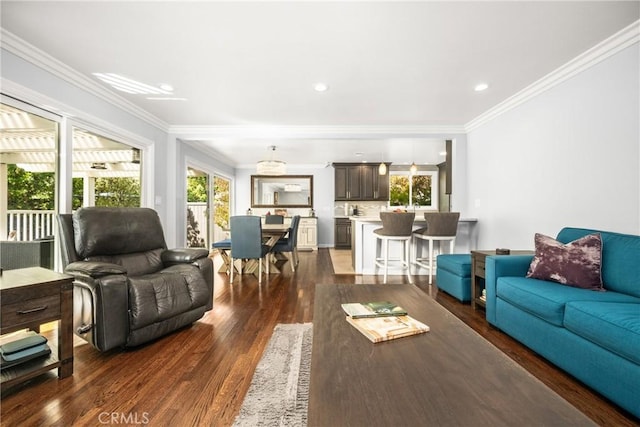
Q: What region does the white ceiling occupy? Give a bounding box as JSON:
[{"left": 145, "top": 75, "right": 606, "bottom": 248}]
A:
[{"left": 1, "top": 1, "right": 638, "bottom": 168}]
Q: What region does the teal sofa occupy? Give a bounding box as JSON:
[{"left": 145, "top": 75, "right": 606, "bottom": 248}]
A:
[{"left": 485, "top": 227, "right": 640, "bottom": 418}]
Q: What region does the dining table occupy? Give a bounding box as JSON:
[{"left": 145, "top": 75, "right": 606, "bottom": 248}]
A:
[
  {"left": 258, "top": 223, "right": 292, "bottom": 274},
  {"left": 218, "top": 223, "right": 291, "bottom": 276}
]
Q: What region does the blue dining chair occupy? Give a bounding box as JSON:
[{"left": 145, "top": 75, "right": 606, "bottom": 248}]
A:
[
  {"left": 272, "top": 215, "right": 301, "bottom": 272},
  {"left": 230, "top": 215, "right": 272, "bottom": 284}
]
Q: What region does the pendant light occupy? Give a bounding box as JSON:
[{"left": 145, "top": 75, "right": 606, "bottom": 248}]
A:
[
  {"left": 378, "top": 151, "right": 387, "bottom": 175},
  {"left": 256, "top": 145, "right": 286, "bottom": 175},
  {"left": 409, "top": 142, "right": 417, "bottom": 175}
]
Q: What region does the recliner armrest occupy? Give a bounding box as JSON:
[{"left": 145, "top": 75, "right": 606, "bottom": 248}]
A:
[
  {"left": 68, "top": 271, "right": 129, "bottom": 351},
  {"left": 485, "top": 255, "right": 533, "bottom": 325},
  {"left": 162, "top": 248, "right": 209, "bottom": 265},
  {"left": 65, "top": 261, "right": 127, "bottom": 278}
]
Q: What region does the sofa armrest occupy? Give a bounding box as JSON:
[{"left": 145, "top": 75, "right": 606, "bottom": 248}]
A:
[
  {"left": 485, "top": 255, "right": 533, "bottom": 326},
  {"left": 161, "top": 249, "right": 214, "bottom": 311},
  {"left": 65, "top": 261, "right": 126, "bottom": 278},
  {"left": 162, "top": 248, "right": 209, "bottom": 265},
  {"left": 64, "top": 267, "right": 129, "bottom": 351}
]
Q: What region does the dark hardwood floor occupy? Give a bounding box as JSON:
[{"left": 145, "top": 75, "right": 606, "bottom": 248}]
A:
[{"left": 1, "top": 249, "right": 638, "bottom": 426}]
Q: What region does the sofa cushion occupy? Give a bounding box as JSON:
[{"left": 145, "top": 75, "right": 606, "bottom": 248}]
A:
[
  {"left": 527, "top": 233, "right": 603, "bottom": 290},
  {"left": 557, "top": 228, "right": 640, "bottom": 298},
  {"left": 128, "top": 264, "right": 209, "bottom": 330},
  {"left": 74, "top": 207, "right": 167, "bottom": 258},
  {"left": 436, "top": 254, "right": 471, "bottom": 277},
  {"left": 564, "top": 301, "right": 640, "bottom": 365},
  {"left": 87, "top": 248, "right": 164, "bottom": 277},
  {"left": 497, "top": 276, "right": 639, "bottom": 327}
]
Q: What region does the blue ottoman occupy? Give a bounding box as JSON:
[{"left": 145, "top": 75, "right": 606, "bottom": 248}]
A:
[{"left": 436, "top": 254, "right": 472, "bottom": 302}]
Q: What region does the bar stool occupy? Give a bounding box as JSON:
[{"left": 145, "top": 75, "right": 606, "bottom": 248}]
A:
[
  {"left": 374, "top": 212, "right": 415, "bottom": 284},
  {"left": 413, "top": 212, "right": 460, "bottom": 284}
]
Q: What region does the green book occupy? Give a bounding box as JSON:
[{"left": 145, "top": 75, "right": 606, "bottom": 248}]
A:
[{"left": 341, "top": 301, "right": 408, "bottom": 318}]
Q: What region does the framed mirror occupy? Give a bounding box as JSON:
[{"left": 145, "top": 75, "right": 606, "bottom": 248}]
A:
[{"left": 251, "top": 175, "right": 313, "bottom": 208}]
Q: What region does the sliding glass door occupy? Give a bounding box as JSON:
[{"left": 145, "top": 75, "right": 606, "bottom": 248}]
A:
[
  {"left": 0, "top": 101, "right": 59, "bottom": 269},
  {"left": 187, "top": 167, "right": 209, "bottom": 248},
  {"left": 212, "top": 175, "right": 230, "bottom": 243},
  {"left": 186, "top": 167, "right": 231, "bottom": 249}
]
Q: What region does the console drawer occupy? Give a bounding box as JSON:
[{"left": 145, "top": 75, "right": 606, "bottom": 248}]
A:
[{"left": 1, "top": 294, "right": 61, "bottom": 329}]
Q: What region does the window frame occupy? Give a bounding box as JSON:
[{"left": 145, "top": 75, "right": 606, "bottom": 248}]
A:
[{"left": 389, "top": 169, "right": 439, "bottom": 209}]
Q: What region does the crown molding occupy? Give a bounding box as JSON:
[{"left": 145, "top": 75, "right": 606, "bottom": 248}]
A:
[
  {"left": 170, "top": 124, "right": 466, "bottom": 140},
  {"left": 1, "top": 28, "right": 169, "bottom": 132},
  {"left": 465, "top": 20, "right": 640, "bottom": 133},
  {"left": 4, "top": 17, "right": 637, "bottom": 140}
]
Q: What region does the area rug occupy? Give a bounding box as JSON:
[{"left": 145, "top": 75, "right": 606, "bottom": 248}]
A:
[
  {"left": 329, "top": 248, "right": 355, "bottom": 274},
  {"left": 233, "top": 323, "right": 313, "bottom": 427}
]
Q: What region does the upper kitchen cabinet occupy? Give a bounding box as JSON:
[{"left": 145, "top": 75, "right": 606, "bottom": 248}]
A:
[
  {"left": 334, "top": 163, "right": 390, "bottom": 201},
  {"left": 334, "top": 164, "right": 361, "bottom": 200}
]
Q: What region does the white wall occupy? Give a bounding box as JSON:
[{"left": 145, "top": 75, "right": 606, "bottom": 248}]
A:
[{"left": 467, "top": 44, "right": 640, "bottom": 249}]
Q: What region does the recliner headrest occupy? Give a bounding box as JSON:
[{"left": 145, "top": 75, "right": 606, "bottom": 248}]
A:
[{"left": 73, "top": 207, "right": 167, "bottom": 258}]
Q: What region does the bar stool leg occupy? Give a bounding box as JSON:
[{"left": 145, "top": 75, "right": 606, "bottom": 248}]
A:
[
  {"left": 405, "top": 239, "right": 412, "bottom": 284},
  {"left": 429, "top": 238, "right": 434, "bottom": 285},
  {"left": 375, "top": 237, "right": 380, "bottom": 276},
  {"left": 384, "top": 238, "right": 389, "bottom": 284}
]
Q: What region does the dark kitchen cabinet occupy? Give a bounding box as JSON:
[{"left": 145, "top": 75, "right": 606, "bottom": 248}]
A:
[
  {"left": 335, "top": 218, "right": 352, "bottom": 249},
  {"left": 334, "top": 165, "right": 362, "bottom": 200},
  {"left": 334, "top": 163, "right": 389, "bottom": 201}
]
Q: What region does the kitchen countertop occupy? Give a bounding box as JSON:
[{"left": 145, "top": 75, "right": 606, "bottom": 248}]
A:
[
  {"left": 343, "top": 216, "right": 478, "bottom": 222},
  {"left": 350, "top": 217, "right": 479, "bottom": 274}
]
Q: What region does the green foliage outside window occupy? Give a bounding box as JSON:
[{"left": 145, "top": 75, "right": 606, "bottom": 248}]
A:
[
  {"left": 72, "top": 177, "right": 140, "bottom": 208},
  {"left": 412, "top": 175, "right": 432, "bottom": 206},
  {"left": 390, "top": 175, "right": 410, "bottom": 206},
  {"left": 187, "top": 176, "right": 208, "bottom": 203},
  {"left": 389, "top": 173, "right": 432, "bottom": 207},
  {"left": 9, "top": 165, "right": 140, "bottom": 210},
  {"left": 187, "top": 175, "right": 208, "bottom": 247},
  {"left": 7, "top": 165, "right": 54, "bottom": 210},
  {"left": 213, "top": 177, "right": 230, "bottom": 230},
  {"left": 94, "top": 178, "right": 140, "bottom": 207}
]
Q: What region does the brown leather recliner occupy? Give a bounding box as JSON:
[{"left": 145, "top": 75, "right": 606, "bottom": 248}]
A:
[{"left": 57, "top": 207, "right": 213, "bottom": 351}]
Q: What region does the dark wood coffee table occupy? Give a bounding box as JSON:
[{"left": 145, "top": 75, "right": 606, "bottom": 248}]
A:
[{"left": 309, "top": 284, "right": 596, "bottom": 426}]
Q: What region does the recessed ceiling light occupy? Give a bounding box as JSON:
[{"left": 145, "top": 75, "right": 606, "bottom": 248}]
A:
[
  {"left": 159, "top": 83, "right": 174, "bottom": 92},
  {"left": 474, "top": 83, "right": 489, "bottom": 92},
  {"left": 314, "top": 82, "right": 329, "bottom": 92}
]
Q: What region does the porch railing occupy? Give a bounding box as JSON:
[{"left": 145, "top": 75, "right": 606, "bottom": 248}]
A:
[{"left": 6, "top": 210, "right": 55, "bottom": 241}]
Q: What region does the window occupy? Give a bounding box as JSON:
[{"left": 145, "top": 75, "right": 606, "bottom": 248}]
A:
[
  {"left": 72, "top": 127, "right": 141, "bottom": 209},
  {"left": 389, "top": 171, "right": 438, "bottom": 208}
]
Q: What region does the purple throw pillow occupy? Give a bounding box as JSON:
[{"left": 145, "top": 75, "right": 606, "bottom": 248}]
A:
[{"left": 526, "top": 233, "right": 604, "bottom": 290}]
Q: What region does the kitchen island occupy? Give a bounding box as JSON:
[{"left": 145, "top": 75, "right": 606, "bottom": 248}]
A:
[{"left": 350, "top": 216, "right": 478, "bottom": 275}]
